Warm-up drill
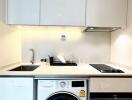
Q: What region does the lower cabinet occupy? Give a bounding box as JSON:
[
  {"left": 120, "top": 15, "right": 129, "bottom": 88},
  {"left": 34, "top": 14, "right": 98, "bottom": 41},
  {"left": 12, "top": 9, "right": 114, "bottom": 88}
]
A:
[
  {"left": 90, "top": 78, "right": 132, "bottom": 92},
  {"left": 0, "top": 77, "right": 33, "bottom": 100},
  {"left": 90, "top": 92, "right": 132, "bottom": 100},
  {"left": 89, "top": 78, "right": 132, "bottom": 100}
]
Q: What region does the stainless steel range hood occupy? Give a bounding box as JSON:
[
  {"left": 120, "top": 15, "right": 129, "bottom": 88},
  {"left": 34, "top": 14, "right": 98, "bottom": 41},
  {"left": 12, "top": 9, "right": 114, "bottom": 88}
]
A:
[{"left": 83, "top": 27, "right": 121, "bottom": 32}]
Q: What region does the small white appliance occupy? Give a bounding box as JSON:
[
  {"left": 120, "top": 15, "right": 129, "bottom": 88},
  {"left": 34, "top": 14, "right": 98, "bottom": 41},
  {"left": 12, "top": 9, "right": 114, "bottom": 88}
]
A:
[{"left": 37, "top": 79, "right": 87, "bottom": 100}]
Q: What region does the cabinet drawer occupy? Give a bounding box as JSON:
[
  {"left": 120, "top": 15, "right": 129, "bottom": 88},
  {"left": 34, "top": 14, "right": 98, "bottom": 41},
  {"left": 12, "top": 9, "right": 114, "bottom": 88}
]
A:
[{"left": 90, "top": 78, "right": 132, "bottom": 92}]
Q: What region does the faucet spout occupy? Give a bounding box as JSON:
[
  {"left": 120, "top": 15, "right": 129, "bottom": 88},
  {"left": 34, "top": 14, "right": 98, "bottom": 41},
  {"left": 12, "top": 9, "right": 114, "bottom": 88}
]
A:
[{"left": 29, "top": 49, "right": 35, "bottom": 64}]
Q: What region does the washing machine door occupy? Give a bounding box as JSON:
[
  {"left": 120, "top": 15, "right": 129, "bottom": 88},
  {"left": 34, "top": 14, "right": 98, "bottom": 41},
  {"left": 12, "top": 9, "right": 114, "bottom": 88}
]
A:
[{"left": 47, "top": 92, "right": 79, "bottom": 100}]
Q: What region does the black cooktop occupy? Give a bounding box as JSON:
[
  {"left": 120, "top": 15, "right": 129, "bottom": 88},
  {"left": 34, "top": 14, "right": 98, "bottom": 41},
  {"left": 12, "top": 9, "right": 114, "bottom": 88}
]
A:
[{"left": 90, "top": 64, "right": 124, "bottom": 73}]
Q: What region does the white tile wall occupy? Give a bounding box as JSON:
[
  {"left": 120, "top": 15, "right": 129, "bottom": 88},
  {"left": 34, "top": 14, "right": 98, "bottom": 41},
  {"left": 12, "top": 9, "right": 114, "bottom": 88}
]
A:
[
  {"left": 21, "top": 26, "right": 111, "bottom": 64},
  {"left": 0, "top": 24, "right": 21, "bottom": 67}
]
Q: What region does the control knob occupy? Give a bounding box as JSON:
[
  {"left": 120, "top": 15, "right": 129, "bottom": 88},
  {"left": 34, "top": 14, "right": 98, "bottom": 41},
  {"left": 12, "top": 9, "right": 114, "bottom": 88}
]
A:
[{"left": 60, "top": 81, "right": 66, "bottom": 88}]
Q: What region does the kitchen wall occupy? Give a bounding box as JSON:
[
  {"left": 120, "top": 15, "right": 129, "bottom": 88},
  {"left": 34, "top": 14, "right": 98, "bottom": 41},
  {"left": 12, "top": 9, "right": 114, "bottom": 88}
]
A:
[
  {"left": 21, "top": 26, "right": 111, "bottom": 64},
  {"left": 0, "top": 0, "right": 21, "bottom": 67},
  {"left": 111, "top": 0, "right": 132, "bottom": 66}
]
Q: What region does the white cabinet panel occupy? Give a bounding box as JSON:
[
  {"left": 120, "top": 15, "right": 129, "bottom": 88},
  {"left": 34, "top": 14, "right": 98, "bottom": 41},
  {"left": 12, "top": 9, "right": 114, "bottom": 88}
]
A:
[
  {"left": 6, "top": 0, "right": 127, "bottom": 27},
  {"left": 86, "top": 0, "right": 127, "bottom": 28},
  {"left": 0, "top": 78, "right": 33, "bottom": 100},
  {"left": 7, "top": 0, "right": 40, "bottom": 25},
  {"left": 90, "top": 78, "right": 132, "bottom": 92},
  {"left": 40, "top": 0, "right": 86, "bottom": 26}
]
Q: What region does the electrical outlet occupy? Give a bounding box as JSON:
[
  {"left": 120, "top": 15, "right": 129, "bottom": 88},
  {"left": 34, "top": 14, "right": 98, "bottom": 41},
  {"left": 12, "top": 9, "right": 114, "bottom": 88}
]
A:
[{"left": 61, "top": 34, "right": 66, "bottom": 41}]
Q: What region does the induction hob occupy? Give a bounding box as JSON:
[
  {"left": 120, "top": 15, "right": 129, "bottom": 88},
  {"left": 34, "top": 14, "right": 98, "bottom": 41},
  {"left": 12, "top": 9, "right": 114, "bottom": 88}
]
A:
[{"left": 90, "top": 64, "right": 124, "bottom": 73}]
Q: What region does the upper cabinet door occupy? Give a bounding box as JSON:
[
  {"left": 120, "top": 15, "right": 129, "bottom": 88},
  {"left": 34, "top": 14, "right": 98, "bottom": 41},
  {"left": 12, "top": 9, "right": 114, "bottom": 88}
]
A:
[
  {"left": 7, "top": 0, "right": 40, "bottom": 25},
  {"left": 86, "top": 0, "right": 127, "bottom": 28},
  {"left": 40, "top": 0, "right": 86, "bottom": 26}
]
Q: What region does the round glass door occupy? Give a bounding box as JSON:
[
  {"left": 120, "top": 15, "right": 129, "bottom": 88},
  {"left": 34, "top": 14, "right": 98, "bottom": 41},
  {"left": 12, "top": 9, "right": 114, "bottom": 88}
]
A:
[{"left": 47, "top": 92, "right": 79, "bottom": 100}]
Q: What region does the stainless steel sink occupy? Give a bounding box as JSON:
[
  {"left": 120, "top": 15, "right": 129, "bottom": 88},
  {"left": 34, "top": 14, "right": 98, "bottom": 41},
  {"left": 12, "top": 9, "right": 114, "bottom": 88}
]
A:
[{"left": 9, "top": 65, "right": 39, "bottom": 71}]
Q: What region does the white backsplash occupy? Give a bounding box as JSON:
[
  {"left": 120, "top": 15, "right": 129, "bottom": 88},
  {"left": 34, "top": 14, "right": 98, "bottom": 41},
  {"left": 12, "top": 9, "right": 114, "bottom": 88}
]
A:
[
  {"left": 21, "top": 26, "right": 111, "bottom": 64},
  {"left": 0, "top": 23, "right": 21, "bottom": 67}
]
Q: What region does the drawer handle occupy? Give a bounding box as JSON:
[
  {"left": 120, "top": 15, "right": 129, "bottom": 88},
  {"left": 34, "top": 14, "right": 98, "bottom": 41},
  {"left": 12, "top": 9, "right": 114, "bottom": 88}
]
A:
[{"left": 113, "top": 95, "right": 118, "bottom": 100}]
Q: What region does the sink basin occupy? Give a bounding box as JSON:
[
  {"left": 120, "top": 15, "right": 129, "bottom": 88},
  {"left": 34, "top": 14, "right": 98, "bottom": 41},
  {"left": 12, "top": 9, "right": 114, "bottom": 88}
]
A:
[{"left": 9, "top": 65, "right": 39, "bottom": 71}]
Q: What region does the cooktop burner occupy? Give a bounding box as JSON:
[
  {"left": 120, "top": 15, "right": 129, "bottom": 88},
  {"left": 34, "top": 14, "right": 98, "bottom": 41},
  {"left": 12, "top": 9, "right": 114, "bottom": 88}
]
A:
[{"left": 89, "top": 64, "right": 124, "bottom": 73}]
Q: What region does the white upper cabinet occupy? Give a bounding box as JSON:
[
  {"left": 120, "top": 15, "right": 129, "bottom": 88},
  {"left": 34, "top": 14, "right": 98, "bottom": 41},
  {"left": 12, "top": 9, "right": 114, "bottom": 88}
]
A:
[
  {"left": 86, "top": 0, "right": 127, "bottom": 28},
  {"left": 40, "top": 0, "right": 86, "bottom": 26},
  {"left": 7, "top": 0, "right": 40, "bottom": 25},
  {"left": 6, "top": 0, "right": 127, "bottom": 27}
]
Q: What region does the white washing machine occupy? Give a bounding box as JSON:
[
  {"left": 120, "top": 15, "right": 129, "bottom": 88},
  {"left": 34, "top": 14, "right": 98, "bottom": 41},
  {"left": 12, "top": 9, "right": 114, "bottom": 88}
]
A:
[{"left": 37, "top": 79, "right": 87, "bottom": 100}]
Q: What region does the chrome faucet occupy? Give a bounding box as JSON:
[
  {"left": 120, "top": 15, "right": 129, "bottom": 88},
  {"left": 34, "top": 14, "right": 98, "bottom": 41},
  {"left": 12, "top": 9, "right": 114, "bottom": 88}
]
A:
[{"left": 29, "top": 49, "right": 35, "bottom": 64}]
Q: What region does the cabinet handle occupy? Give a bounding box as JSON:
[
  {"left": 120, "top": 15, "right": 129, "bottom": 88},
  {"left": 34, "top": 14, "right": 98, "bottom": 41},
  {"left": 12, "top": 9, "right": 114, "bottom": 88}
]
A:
[
  {"left": 113, "top": 95, "right": 118, "bottom": 100},
  {"left": 14, "top": 85, "right": 25, "bottom": 87}
]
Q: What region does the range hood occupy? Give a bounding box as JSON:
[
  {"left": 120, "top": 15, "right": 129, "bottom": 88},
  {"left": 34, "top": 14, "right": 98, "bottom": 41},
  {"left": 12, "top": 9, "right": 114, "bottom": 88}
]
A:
[{"left": 83, "top": 27, "right": 121, "bottom": 32}]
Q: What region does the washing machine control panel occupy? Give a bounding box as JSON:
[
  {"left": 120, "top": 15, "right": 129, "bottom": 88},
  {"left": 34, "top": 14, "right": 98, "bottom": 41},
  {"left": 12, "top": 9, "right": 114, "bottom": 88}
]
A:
[
  {"left": 57, "top": 80, "right": 86, "bottom": 89},
  {"left": 72, "top": 81, "right": 85, "bottom": 87}
]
